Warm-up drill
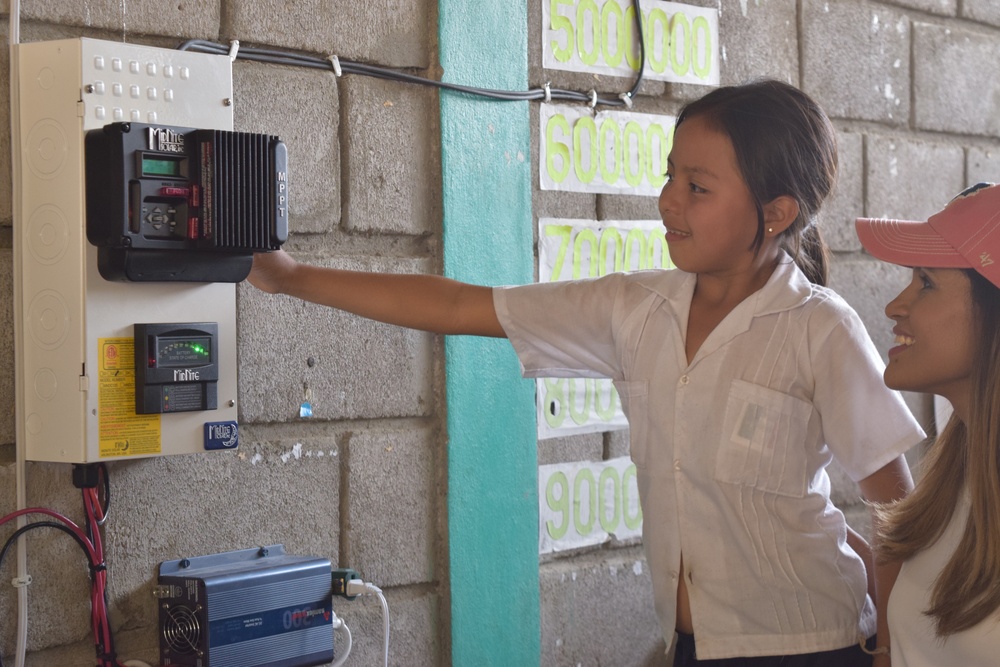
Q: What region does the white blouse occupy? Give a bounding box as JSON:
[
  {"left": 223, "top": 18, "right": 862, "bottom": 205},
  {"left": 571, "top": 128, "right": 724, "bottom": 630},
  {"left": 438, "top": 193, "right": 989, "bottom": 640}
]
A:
[{"left": 495, "top": 259, "right": 925, "bottom": 659}]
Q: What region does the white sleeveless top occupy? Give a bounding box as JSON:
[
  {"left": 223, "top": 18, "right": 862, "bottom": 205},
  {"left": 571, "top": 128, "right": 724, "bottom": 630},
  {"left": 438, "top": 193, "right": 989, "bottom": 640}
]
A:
[{"left": 889, "top": 493, "right": 1000, "bottom": 665}]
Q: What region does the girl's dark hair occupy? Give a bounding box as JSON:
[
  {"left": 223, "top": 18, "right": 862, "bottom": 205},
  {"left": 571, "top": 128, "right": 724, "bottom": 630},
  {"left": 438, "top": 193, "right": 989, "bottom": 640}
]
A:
[{"left": 674, "top": 79, "right": 838, "bottom": 286}]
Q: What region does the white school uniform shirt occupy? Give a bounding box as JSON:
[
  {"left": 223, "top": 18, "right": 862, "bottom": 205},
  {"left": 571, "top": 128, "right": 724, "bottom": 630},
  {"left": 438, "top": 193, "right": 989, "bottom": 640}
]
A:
[
  {"left": 889, "top": 491, "right": 1000, "bottom": 666},
  {"left": 494, "top": 258, "right": 925, "bottom": 660}
]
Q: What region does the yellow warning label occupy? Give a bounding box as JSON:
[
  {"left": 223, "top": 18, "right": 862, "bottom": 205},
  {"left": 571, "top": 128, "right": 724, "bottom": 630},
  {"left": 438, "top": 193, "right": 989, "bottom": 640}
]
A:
[{"left": 98, "top": 338, "right": 161, "bottom": 457}]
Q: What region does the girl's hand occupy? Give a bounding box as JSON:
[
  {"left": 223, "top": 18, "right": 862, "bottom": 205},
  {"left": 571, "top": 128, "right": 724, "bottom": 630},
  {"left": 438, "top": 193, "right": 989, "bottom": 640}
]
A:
[{"left": 247, "top": 249, "right": 298, "bottom": 295}]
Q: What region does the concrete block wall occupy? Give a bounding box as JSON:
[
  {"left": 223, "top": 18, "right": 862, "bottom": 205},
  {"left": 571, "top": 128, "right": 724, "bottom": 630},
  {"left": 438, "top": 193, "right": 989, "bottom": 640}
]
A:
[{"left": 0, "top": 2, "right": 997, "bottom": 666}]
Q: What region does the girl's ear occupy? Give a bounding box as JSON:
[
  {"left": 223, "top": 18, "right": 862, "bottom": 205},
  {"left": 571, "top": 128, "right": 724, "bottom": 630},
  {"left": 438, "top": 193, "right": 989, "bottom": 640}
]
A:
[{"left": 763, "top": 195, "right": 800, "bottom": 236}]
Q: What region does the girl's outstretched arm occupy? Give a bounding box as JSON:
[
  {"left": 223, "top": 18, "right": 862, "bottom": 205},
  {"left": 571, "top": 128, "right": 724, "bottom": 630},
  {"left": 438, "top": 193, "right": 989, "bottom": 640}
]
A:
[
  {"left": 859, "top": 454, "right": 914, "bottom": 667},
  {"left": 248, "top": 249, "right": 506, "bottom": 338}
]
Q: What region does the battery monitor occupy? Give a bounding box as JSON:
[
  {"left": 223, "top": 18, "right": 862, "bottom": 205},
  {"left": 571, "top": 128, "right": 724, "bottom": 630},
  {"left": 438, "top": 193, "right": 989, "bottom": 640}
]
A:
[{"left": 135, "top": 323, "right": 219, "bottom": 414}]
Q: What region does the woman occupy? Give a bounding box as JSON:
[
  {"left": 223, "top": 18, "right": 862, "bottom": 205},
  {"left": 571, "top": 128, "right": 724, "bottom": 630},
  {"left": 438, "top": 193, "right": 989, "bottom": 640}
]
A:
[{"left": 856, "top": 181, "right": 1000, "bottom": 665}]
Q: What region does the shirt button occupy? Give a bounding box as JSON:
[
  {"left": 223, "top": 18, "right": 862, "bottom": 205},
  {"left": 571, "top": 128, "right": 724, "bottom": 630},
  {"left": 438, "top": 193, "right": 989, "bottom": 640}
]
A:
[{"left": 679, "top": 375, "right": 690, "bottom": 386}]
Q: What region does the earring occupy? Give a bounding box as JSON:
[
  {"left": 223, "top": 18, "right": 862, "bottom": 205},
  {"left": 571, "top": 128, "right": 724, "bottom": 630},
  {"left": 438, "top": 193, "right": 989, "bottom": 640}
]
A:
[{"left": 767, "top": 227, "right": 774, "bottom": 234}]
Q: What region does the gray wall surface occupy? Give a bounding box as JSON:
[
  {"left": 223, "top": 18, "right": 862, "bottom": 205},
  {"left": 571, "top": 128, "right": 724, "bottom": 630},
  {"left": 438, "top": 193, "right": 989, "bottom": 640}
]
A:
[{"left": 0, "top": 1, "right": 998, "bottom": 665}]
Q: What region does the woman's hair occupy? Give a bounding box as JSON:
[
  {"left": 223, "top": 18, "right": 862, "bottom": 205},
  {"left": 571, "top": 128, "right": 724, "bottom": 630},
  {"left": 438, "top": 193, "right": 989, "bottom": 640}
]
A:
[
  {"left": 876, "top": 269, "right": 1000, "bottom": 634},
  {"left": 674, "top": 79, "right": 837, "bottom": 285}
]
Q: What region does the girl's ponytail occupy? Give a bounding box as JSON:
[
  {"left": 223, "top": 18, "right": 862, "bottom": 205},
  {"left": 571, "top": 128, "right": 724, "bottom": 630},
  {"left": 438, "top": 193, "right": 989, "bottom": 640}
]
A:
[{"left": 789, "top": 223, "right": 830, "bottom": 287}]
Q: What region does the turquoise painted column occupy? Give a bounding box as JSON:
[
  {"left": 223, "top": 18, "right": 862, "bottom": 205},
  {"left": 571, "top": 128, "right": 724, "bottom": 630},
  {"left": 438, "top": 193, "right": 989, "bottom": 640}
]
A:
[{"left": 438, "top": 2, "right": 539, "bottom": 666}]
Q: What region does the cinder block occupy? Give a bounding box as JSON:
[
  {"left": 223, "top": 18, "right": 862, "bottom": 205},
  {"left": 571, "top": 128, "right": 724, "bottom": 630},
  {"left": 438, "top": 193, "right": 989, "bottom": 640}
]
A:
[
  {"left": 802, "top": 2, "right": 910, "bottom": 124},
  {"left": 237, "top": 255, "right": 436, "bottom": 423},
  {"left": 226, "top": 0, "right": 431, "bottom": 68},
  {"left": 339, "top": 76, "right": 440, "bottom": 235},
  {"left": 233, "top": 62, "right": 341, "bottom": 234},
  {"left": 19, "top": 1, "right": 220, "bottom": 38},
  {"left": 537, "top": 431, "right": 604, "bottom": 466},
  {"left": 828, "top": 256, "right": 912, "bottom": 366},
  {"left": 598, "top": 192, "right": 661, "bottom": 222},
  {"left": 913, "top": 23, "right": 1000, "bottom": 136},
  {"left": 337, "top": 589, "right": 439, "bottom": 667},
  {"left": 864, "top": 134, "right": 964, "bottom": 221},
  {"left": 963, "top": 0, "right": 1000, "bottom": 26},
  {"left": 885, "top": 0, "right": 955, "bottom": 14},
  {"left": 717, "top": 0, "right": 797, "bottom": 86},
  {"left": 0, "top": 252, "right": 13, "bottom": 444},
  {"left": 343, "top": 428, "right": 437, "bottom": 587},
  {"left": 540, "top": 550, "right": 666, "bottom": 667},
  {"left": 819, "top": 131, "right": 864, "bottom": 253},
  {"left": 968, "top": 147, "right": 1000, "bottom": 185}
]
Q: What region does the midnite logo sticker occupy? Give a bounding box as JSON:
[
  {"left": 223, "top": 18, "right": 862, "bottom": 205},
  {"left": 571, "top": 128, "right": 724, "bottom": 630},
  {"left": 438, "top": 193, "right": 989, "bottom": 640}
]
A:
[{"left": 147, "top": 127, "right": 186, "bottom": 153}]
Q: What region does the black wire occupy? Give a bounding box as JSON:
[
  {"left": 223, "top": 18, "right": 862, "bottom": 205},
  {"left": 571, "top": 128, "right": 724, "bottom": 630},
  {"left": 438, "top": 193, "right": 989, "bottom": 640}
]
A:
[
  {"left": 0, "top": 522, "right": 97, "bottom": 667},
  {"left": 178, "top": 1, "right": 648, "bottom": 109}
]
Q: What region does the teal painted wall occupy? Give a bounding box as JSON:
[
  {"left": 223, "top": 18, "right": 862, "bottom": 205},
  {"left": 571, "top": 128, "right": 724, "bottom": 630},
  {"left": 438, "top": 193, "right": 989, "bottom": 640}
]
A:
[{"left": 438, "top": 2, "right": 540, "bottom": 665}]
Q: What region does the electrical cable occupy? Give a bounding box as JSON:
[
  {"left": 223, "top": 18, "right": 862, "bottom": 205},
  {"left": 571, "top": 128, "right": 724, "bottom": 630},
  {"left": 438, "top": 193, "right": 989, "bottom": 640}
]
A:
[
  {"left": 328, "top": 610, "right": 353, "bottom": 667},
  {"left": 345, "top": 579, "right": 390, "bottom": 667},
  {"left": 178, "top": 0, "right": 648, "bottom": 110}
]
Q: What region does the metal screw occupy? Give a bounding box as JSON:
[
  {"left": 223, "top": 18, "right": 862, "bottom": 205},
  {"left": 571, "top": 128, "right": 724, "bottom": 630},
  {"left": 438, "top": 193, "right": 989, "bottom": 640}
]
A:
[
  {"left": 223, "top": 98, "right": 232, "bottom": 106},
  {"left": 84, "top": 84, "right": 94, "bottom": 93},
  {"left": 228, "top": 400, "right": 235, "bottom": 407}
]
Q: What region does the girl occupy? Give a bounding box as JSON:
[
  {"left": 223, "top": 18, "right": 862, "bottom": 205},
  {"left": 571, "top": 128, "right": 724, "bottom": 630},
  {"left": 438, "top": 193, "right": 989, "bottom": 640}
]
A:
[
  {"left": 249, "top": 79, "right": 923, "bottom": 665},
  {"left": 857, "top": 181, "right": 1000, "bottom": 666}
]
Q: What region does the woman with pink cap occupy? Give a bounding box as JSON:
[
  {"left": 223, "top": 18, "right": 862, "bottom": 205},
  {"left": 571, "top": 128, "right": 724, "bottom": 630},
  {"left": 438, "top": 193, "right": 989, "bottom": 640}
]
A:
[{"left": 856, "top": 182, "right": 1000, "bottom": 665}]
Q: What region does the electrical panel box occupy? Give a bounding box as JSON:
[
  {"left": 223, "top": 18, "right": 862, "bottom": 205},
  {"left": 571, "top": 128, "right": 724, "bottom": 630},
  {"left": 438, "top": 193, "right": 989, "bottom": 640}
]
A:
[
  {"left": 156, "top": 545, "right": 335, "bottom": 667},
  {"left": 13, "top": 38, "right": 244, "bottom": 463}
]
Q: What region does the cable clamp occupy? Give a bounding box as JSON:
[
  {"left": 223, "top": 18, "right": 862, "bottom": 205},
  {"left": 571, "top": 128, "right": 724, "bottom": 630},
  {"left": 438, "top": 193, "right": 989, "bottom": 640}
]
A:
[
  {"left": 89, "top": 562, "right": 108, "bottom": 576},
  {"left": 328, "top": 55, "right": 343, "bottom": 78},
  {"left": 227, "top": 40, "right": 240, "bottom": 62},
  {"left": 543, "top": 82, "right": 552, "bottom": 103},
  {"left": 618, "top": 91, "right": 633, "bottom": 109},
  {"left": 588, "top": 89, "right": 598, "bottom": 109},
  {"left": 11, "top": 575, "right": 32, "bottom": 588}
]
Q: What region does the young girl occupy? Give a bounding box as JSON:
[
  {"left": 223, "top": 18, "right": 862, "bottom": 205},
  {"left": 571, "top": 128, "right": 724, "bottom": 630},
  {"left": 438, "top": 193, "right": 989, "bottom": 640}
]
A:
[
  {"left": 249, "top": 80, "right": 924, "bottom": 665},
  {"left": 857, "top": 182, "right": 1000, "bottom": 666}
]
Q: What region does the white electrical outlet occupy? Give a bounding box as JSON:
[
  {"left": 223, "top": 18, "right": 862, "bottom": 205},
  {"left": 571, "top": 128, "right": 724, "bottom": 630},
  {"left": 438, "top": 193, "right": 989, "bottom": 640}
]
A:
[{"left": 14, "top": 38, "right": 241, "bottom": 463}]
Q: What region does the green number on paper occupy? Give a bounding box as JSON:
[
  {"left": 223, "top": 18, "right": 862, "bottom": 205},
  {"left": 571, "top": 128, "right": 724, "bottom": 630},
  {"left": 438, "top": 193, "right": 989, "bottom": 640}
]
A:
[
  {"left": 646, "top": 8, "right": 670, "bottom": 74},
  {"left": 648, "top": 227, "right": 671, "bottom": 269},
  {"left": 544, "top": 224, "right": 573, "bottom": 282},
  {"left": 601, "top": 0, "right": 625, "bottom": 68},
  {"left": 576, "top": 0, "right": 601, "bottom": 66},
  {"left": 599, "top": 466, "right": 621, "bottom": 533},
  {"left": 622, "top": 121, "right": 645, "bottom": 188},
  {"left": 622, "top": 464, "right": 643, "bottom": 530},
  {"left": 568, "top": 379, "right": 593, "bottom": 425},
  {"left": 624, "top": 227, "right": 647, "bottom": 271},
  {"left": 546, "top": 471, "right": 571, "bottom": 539},
  {"left": 599, "top": 227, "right": 624, "bottom": 275},
  {"left": 645, "top": 123, "right": 671, "bottom": 190},
  {"left": 573, "top": 468, "right": 597, "bottom": 535},
  {"left": 623, "top": 5, "right": 641, "bottom": 71},
  {"left": 550, "top": 0, "right": 575, "bottom": 62},
  {"left": 573, "top": 228, "right": 600, "bottom": 279},
  {"left": 595, "top": 380, "right": 618, "bottom": 421},
  {"left": 545, "top": 113, "right": 572, "bottom": 184},
  {"left": 599, "top": 118, "right": 621, "bottom": 185},
  {"left": 543, "top": 378, "right": 567, "bottom": 428},
  {"left": 670, "top": 13, "right": 691, "bottom": 77},
  {"left": 573, "top": 115, "right": 599, "bottom": 184},
  {"left": 692, "top": 15, "right": 712, "bottom": 80}
]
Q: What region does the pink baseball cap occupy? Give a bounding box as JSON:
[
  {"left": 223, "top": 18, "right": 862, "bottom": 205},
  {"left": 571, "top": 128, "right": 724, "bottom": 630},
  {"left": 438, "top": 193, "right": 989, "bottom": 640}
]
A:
[{"left": 855, "top": 182, "right": 1000, "bottom": 289}]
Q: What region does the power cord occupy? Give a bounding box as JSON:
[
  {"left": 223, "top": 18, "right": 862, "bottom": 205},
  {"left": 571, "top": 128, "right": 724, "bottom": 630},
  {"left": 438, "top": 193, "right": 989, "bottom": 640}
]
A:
[
  {"left": 332, "top": 569, "right": 390, "bottom": 667},
  {"left": 178, "top": 0, "right": 646, "bottom": 110}
]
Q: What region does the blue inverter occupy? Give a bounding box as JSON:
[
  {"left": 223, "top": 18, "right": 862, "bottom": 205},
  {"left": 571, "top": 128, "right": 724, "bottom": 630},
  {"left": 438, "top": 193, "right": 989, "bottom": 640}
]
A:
[{"left": 156, "top": 545, "right": 334, "bottom": 667}]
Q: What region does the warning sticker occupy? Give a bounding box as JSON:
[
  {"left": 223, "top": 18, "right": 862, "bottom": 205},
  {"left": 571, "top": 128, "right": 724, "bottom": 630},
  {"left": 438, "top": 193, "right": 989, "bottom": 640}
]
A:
[{"left": 98, "top": 338, "right": 161, "bottom": 457}]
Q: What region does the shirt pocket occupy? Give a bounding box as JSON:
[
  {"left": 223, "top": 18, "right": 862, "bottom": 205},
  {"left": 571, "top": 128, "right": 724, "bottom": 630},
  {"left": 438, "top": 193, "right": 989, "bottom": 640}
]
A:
[
  {"left": 714, "top": 379, "right": 811, "bottom": 498},
  {"left": 613, "top": 379, "right": 649, "bottom": 467}
]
